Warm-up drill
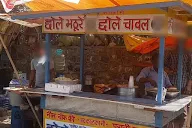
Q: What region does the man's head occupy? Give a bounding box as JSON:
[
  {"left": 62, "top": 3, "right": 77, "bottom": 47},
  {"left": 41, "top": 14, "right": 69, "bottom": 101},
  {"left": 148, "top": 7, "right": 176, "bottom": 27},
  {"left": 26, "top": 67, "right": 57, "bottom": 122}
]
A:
[
  {"left": 151, "top": 52, "right": 159, "bottom": 69},
  {"left": 34, "top": 44, "right": 45, "bottom": 58}
]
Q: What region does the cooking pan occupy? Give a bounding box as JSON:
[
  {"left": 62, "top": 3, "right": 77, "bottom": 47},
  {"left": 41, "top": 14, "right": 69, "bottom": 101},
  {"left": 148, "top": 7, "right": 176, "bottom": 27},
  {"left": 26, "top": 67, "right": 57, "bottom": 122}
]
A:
[{"left": 146, "top": 90, "right": 179, "bottom": 99}]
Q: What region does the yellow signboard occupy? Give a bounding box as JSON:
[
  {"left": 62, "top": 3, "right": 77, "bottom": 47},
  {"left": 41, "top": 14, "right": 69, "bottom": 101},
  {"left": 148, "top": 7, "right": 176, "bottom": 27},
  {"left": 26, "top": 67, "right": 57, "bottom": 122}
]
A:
[{"left": 44, "top": 110, "right": 150, "bottom": 128}]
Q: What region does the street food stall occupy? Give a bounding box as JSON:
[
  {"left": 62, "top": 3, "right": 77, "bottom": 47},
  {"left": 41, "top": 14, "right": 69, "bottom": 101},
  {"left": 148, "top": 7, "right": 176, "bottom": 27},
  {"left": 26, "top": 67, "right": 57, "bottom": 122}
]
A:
[{"left": 3, "top": 1, "right": 192, "bottom": 128}]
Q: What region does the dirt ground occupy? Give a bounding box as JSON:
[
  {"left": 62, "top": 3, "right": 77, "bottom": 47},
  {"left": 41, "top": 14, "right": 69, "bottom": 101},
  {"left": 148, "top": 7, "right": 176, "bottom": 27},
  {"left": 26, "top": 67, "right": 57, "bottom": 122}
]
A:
[
  {"left": 0, "top": 109, "right": 11, "bottom": 128},
  {"left": 0, "top": 123, "right": 10, "bottom": 128}
]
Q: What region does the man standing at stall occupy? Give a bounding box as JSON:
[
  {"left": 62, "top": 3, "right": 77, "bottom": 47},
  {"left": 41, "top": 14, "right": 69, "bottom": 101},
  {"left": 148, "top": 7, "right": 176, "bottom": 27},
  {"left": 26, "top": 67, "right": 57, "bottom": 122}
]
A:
[
  {"left": 136, "top": 52, "right": 172, "bottom": 94},
  {"left": 27, "top": 44, "right": 55, "bottom": 126},
  {"left": 29, "top": 44, "right": 55, "bottom": 88}
]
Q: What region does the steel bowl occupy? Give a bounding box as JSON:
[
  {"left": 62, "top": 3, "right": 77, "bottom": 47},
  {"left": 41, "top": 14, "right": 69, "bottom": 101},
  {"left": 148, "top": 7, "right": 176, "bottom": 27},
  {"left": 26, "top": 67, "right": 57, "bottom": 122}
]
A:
[
  {"left": 146, "top": 90, "right": 179, "bottom": 99},
  {"left": 55, "top": 79, "right": 78, "bottom": 85},
  {"left": 118, "top": 87, "right": 135, "bottom": 98}
]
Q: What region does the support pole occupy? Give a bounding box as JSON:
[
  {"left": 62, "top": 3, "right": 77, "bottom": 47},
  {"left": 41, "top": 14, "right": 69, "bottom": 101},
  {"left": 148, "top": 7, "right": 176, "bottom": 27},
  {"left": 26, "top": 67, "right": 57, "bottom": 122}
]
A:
[
  {"left": 157, "top": 37, "right": 165, "bottom": 105},
  {"left": 0, "top": 35, "right": 42, "bottom": 128},
  {"left": 45, "top": 34, "right": 50, "bottom": 83},
  {"left": 177, "top": 40, "right": 183, "bottom": 93},
  {"left": 80, "top": 35, "right": 85, "bottom": 85}
]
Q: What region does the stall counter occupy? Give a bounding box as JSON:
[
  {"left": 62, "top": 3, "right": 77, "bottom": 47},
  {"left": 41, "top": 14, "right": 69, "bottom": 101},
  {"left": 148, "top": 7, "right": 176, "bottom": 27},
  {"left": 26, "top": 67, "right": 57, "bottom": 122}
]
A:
[{"left": 4, "top": 87, "right": 192, "bottom": 128}]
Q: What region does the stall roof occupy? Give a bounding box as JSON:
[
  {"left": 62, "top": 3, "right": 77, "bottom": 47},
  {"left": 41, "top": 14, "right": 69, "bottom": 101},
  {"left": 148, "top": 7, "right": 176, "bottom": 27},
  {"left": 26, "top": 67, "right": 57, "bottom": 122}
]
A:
[
  {"left": 0, "top": 14, "right": 41, "bottom": 27},
  {"left": 25, "top": 0, "right": 181, "bottom": 11},
  {"left": 10, "top": 0, "right": 192, "bottom": 20}
]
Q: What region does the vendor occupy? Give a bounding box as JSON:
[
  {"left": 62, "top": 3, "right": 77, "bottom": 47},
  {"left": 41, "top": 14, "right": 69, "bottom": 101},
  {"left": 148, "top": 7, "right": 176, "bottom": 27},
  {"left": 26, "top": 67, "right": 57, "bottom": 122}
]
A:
[
  {"left": 29, "top": 44, "right": 55, "bottom": 88},
  {"left": 136, "top": 52, "right": 172, "bottom": 96}
]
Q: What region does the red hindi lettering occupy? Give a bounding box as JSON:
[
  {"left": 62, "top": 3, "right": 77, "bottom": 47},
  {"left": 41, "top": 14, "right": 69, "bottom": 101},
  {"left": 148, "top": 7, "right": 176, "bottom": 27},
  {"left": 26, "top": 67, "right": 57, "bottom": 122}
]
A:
[
  {"left": 123, "top": 19, "right": 134, "bottom": 30},
  {"left": 68, "top": 114, "right": 75, "bottom": 122},
  {"left": 89, "top": 119, "right": 94, "bottom": 125},
  {"left": 98, "top": 16, "right": 121, "bottom": 31},
  {"left": 44, "top": 17, "right": 55, "bottom": 30},
  {"left": 46, "top": 111, "right": 56, "bottom": 119},
  {"left": 55, "top": 17, "right": 64, "bottom": 30},
  {"left": 86, "top": 119, "right": 91, "bottom": 125},
  {"left": 100, "top": 120, "right": 107, "bottom": 127},
  {"left": 124, "top": 18, "right": 150, "bottom": 31},
  {"left": 80, "top": 118, "right": 86, "bottom": 123},
  {"left": 51, "top": 112, "right": 56, "bottom": 118},
  {"left": 98, "top": 18, "right": 109, "bottom": 31},
  {"left": 112, "top": 16, "right": 121, "bottom": 30},
  {"left": 57, "top": 113, "right": 67, "bottom": 121},
  {"left": 112, "top": 124, "right": 122, "bottom": 128},
  {"left": 92, "top": 120, "right": 99, "bottom": 126},
  {"left": 46, "top": 111, "right": 52, "bottom": 118},
  {"left": 44, "top": 17, "right": 64, "bottom": 30},
  {"left": 134, "top": 19, "right": 141, "bottom": 30},
  {"left": 122, "top": 124, "right": 131, "bottom": 128},
  {"left": 66, "top": 16, "right": 84, "bottom": 32},
  {"left": 112, "top": 123, "right": 131, "bottom": 128},
  {"left": 140, "top": 19, "right": 150, "bottom": 31}
]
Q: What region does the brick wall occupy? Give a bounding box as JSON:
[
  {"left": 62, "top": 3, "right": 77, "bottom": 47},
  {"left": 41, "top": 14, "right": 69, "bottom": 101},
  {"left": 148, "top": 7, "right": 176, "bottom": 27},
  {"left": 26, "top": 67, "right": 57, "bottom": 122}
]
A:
[{"left": 54, "top": 46, "right": 151, "bottom": 84}]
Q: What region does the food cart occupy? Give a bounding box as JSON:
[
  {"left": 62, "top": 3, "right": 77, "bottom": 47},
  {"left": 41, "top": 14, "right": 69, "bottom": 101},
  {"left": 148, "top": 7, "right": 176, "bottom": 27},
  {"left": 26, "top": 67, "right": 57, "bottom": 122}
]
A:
[{"left": 3, "top": 1, "right": 192, "bottom": 128}]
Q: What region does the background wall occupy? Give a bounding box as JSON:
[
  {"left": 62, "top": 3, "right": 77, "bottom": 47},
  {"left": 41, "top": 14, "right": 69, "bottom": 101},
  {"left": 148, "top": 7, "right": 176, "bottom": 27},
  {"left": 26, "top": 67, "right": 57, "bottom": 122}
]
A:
[
  {"left": 54, "top": 46, "right": 151, "bottom": 84},
  {"left": 8, "top": 33, "right": 152, "bottom": 84}
]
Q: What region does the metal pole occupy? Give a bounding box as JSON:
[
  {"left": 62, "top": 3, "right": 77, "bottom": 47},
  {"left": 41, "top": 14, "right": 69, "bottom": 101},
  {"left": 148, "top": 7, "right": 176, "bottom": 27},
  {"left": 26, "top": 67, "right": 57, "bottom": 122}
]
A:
[
  {"left": 177, "top": 40, "right": 183, "bottom": 93},
  {"left": 157, "top": 37, "right": 165, "bottom": 105},
  {"left": 45, "top": 34, "right": 50, "bottom": 83},
  {"left": 80, "top": 35, "right": 85, "bottom": 85}
]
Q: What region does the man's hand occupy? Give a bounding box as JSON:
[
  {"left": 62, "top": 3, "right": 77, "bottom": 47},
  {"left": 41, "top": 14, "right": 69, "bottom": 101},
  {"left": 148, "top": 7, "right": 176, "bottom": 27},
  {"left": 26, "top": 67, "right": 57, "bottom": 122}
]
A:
[
  {"left": 164, "top": 68, "right": 177, "bottom": 75},
  {"left": 149, "top": 79, "right": 157, "bottom": 87},
  {"left": 139, "top": 78, "right": 157, "bottom": 87},
  {"left": 28, "top": 84, "right": 33, "bottom": 88},
  {"left": 28, "top": 83, "right": 34, "bottom": 88},
  {"left": 29, "top": 70, "right": 35, "bottom": 88}
]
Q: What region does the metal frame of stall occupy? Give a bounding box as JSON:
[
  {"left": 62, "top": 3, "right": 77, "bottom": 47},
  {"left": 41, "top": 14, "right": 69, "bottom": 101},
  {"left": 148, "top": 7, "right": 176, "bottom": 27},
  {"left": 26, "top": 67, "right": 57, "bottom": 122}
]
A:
[
  {"left": 9, "top": 1, "right": 192, "bottom": 128},
  {"left": 42, "top": 18, "right": 186, "bottom": 105},
  {"left": 45, "top": 32, "right": 183, "bottom": 105},
  {"left": 44, "top": 36, "right": 181, "bottom": 105},
  {"left": 43, "top": 20, "right": 183, "bottom": 126}
]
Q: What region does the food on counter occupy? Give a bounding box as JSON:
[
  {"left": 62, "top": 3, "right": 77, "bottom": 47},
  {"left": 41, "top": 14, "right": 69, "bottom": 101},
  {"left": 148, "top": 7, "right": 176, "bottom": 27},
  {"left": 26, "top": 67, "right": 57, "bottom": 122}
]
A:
[
  {"left": 117, "top": 84, "right": 128, "bottom": 88},
  {"left": 94, "top": 84, "right": 136, "bottom": 93},
  {"left": 94, "top": 84, "right": 116, "bottom": 93},
  {"left": 55, "top": 77, "right": 79, "bottom": 85},
  {"left": 167, "top": 87, "right": 178, "bottom": 92},
  {"left": 146, "top": 87, "right": 178, "bottom": 92},
  {"left": 147, "top": 88, "right": 158, "bottom": 92},
  {"left": 55, "top": 77, "right": 73, "bottom": 81}
]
